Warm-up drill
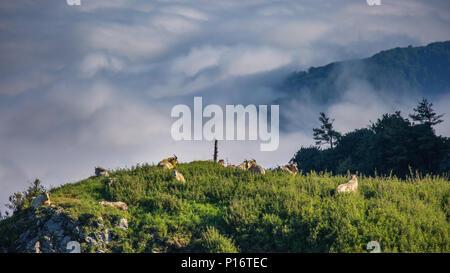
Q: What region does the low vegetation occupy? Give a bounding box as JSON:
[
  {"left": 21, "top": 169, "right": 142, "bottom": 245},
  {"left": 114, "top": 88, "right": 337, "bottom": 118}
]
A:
[{"left": 1, "top": 161, "right": 448, "bottom": 253}]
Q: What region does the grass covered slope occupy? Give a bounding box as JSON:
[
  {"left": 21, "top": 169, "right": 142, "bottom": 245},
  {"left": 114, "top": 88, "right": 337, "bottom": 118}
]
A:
[{"left": 2, "top": 161, "right": 449, "bottom": 253}]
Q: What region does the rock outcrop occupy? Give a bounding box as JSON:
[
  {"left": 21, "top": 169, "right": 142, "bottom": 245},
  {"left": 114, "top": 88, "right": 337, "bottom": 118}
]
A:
[
  {"left": 6, "top": 205, "right": 131, "bottom": 253},
  {"left": 12, "top": 207, "right": 83, "bottom": 253}
]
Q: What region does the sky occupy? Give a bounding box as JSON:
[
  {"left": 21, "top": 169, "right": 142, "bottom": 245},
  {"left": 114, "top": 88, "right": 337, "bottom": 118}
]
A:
[{"left": 1, "top": 0, "right": 450, "bottom": 211}]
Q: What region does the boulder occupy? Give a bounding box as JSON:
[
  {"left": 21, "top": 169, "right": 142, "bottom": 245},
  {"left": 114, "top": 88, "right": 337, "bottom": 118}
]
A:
[{"left": 98, "top": 201, "right": 128, "bottom": 211}]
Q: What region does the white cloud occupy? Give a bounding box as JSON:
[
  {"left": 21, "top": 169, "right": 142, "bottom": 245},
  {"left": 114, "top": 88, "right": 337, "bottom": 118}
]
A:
[
  {"left": 0, "top": 71, "right": 55, "bottom": 96},
  {"left": 171, "top": 46, "right": 222, "bottom": 77},
  {"left": 223, "top": 46, "right": 292, "bottom": 76},
  {"left": 328, "top": 82, "right": 393, "bottom": 133},
  {"left": 79, "top": 53, "right": 124, "bottom": 77},
  {"left": 82, "top": 19, "right": 196, "bottom": 60},
  {"left": 78, "top": 0, "right": 133, "bottom": 12},
  {"left": 265, "top": 21, "right": 331, "bottom": 48},
  {"left": 161, "top": 6, "right": 209, "bottom": 21}
]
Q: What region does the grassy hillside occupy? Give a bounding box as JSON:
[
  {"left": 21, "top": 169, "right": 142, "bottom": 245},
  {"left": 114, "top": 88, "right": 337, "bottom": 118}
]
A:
[{"left": 1, "top": 161, "right": 449, "bottom": 253}]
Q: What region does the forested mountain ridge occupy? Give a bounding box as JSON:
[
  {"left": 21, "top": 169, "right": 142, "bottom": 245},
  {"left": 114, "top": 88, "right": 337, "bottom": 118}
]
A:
[{"left": 281, "top": 41, "right": 450, "bottom": 103}]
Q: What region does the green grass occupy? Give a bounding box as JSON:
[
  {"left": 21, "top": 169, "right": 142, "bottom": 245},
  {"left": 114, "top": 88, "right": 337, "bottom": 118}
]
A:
[{"left": 1, "top": 161, "right": 449, "bottom": 253}]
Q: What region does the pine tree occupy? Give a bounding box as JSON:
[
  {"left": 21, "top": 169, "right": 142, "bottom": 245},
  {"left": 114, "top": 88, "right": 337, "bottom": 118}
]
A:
[
  {"left": 409, "top": 98, "right": 444, "bottom": 126},
  {"left": 313, "top": 112, "right": 341, "bottom": 149}
]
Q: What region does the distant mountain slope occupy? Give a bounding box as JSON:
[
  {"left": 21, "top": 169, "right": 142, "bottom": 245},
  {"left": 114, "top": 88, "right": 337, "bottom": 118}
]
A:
[
  {"left": 282, "top": 41, "right": 450, "bottom": 101},
  {"left": 277, "top": 41, "right": 450, "bottom": 131}
]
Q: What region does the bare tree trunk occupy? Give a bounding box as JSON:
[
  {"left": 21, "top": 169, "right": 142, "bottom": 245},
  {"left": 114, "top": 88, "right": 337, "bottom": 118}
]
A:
[
  {"left": 214, "top": 140, "right": 218, "bottom": 163},
  {"left": 213, "top": 140, "right": 218, "bottom": 162}
]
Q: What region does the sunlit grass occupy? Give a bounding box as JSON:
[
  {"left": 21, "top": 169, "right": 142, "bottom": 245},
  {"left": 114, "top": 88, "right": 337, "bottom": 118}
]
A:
[{"left": 1, "top": 161, "right": 448, "bottom": 253}]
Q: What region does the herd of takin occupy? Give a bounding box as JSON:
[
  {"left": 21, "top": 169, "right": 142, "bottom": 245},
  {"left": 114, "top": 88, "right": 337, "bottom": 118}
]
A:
[
  {"left": 30, "top": 156, "right": 358, "bottom": 211},
  {"left": 153, "top": 155, "right": 358, "bottom": 194},
  {"left": 155, "top": 155, "right": 298, "bottom": 182}
]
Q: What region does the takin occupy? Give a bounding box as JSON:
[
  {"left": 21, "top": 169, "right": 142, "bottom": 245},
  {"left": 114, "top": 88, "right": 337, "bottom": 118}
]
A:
[
  {"left": 31, "top": 192, "right": 51, "bottom": 209},
  {"left": 336, "top": 175, "right": 358, "bottom": 194},
  {"left": 237, "top": 160, "right": 253, "bottom": 170},
  {"left": 173, "top": 170, "right": 186, "bottom": 183},
  {"left": 237, "top": 160, "right": 265, "bottom": 175},
  {"left": 248, "top": 163, "right": 265, "bottom": 175},
  {"left": 95, "top": 167, "right": 109, "bottom": 177},
  {"left": 276, "top": 163, "right": 299, "bottom": 175},
  {"left": 157, "top": 155, "right": 178, "bottom": 169}
]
